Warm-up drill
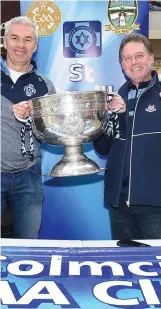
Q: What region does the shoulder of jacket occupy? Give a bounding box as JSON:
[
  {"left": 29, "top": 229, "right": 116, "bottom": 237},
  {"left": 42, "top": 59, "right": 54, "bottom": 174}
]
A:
[
  {"left": 35, "top": 70, "right": 56, "bottom": 94},
  {"left": 35, "top": 70, "right": 51, "bottom": 84}
]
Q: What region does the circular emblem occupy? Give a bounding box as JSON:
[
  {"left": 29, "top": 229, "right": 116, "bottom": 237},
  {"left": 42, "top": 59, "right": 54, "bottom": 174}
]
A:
[
  {"left": 26, "top": 1, "right": 61, "bottom": 36},
  {"left": 24, "top": 84, "right": 36, "bottom": 97},
  {"left": 68, "top": 25, "right": 97, "bottom": 55}
]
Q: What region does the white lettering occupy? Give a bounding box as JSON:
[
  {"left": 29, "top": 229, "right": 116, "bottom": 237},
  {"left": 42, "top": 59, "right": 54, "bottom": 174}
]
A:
[
  {"left": 0, "top": 280, "right": 70, "bottom": 305},
  {"left": 7, "top": 260, "right": 44, "bottom": 276},
  {"left": 84, "top": 65, "right": 94, "bottom": 82},
  {"left": 139, "top": 279, "right": 160, "bottom": 305},
  {"left": 69, "top": 64, "right": 83, "bottom": 82},
  {"left": 0, "top": 281, "right": 18, "bottom": 304},
  {"left": 0, "top": 255, "right": 7, "bottom": 261},
  {"left": 93, "top": 281, "right": 139, "bottom": 305},
  {"left": 156, "top": 256, "right": 161, "bottom": 268},
  {"left": 128, "top": 262, "right": 158, "bottom": 276},
  {"left": 69, "top": 261, "right": 124, "bottom": 276},
  {"left": 49, "top": 255, "right": 62, "bottom": 276},
  {"left": 69, "top": 64, "right": 94, "bottom": 83},
  {"left": 33, "top": 14, "right": 54, "bottom": 23},
  {"left": 17, "top": 281, "right": 70, "bottom": 305}
]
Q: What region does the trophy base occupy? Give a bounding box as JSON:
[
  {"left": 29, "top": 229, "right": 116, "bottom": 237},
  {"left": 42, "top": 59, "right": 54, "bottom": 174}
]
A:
[
  {"left": 44, "top": 145, "right": 105, "bottom": 177},
  {"left": 45, "top": 164, "right": 105, "bottom": 177}
]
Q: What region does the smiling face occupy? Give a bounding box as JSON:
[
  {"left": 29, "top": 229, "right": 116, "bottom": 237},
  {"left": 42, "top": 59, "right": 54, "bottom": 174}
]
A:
[
  {"left": 121, "top": 41, "right": 154, "bottom": 87},
  {"left": 4, "top": 23, "right": 37, "bottom": 72}
]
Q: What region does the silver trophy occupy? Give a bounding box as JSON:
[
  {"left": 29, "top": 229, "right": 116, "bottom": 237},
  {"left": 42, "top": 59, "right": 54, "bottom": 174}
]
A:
[{"left": 32, "top": 90, "right": 107, "bottom": 177}]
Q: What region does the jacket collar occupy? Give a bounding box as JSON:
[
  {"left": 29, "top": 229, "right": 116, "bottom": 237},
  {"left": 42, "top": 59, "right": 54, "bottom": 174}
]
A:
[
  {"left": 0, "top": 56, "right": 37, "bottom": 75},
  {"left": 119, "top": 70, "right": 159, "bottom": 98}
]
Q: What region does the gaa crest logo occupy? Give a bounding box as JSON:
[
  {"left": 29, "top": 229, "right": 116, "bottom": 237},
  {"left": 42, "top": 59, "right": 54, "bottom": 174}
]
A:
[
  {"left": 26, "top": 0, "right": 61, "bottom": 36},
  {"left": 105, "top": 0, "right": 140, "bottom": 34},
  {"left": 24, "top": 84, "right": 36, "bottom": 97}
]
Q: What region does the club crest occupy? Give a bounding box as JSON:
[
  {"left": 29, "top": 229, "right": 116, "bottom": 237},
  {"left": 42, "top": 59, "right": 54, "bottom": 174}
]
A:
[
  {"left": 105, "top": 0, "right": 140, "bottom": 34},
  {"left": 24, "top": 84, "right": 36, "bottom": 97},
  {"left": 145, "top": 104, "right": 156, "bottom": 112},
  {"left": 26, "top": 0, "right": 61, "bottom": 36}
]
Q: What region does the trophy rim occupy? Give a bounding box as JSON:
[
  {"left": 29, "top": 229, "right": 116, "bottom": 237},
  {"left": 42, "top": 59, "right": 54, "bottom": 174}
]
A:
[{"left": 32, "top": 90, "right": 107, "bottom": 102}]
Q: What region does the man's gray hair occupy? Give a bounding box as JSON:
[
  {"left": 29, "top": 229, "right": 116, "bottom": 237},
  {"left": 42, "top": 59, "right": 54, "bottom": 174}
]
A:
[{"left": 4, "top": 16, "right": 39, "bottom": 44}]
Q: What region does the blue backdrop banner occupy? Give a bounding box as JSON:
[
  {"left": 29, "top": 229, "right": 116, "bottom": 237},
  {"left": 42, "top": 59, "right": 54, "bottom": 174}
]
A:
[
  {"left": 20, "top": 0, "right": 149, "bottom": 240},
  {"left": 1, "top": 243, "right": 161, "bottom": 308}
]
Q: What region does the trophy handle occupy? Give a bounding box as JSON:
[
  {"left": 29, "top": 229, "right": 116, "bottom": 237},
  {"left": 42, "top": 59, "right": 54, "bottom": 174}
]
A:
[{"left": 107, "top": 92, "right": 123, "bottom": 112}]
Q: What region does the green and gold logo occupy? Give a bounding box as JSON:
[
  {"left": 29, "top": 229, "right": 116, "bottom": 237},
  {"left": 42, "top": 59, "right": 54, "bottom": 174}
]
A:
[
  {"left": 26, "top": 0, "right": 61, "bottom": 37},
  {"left": 105, "top": 0, "right": 140, "bottom": 34}
]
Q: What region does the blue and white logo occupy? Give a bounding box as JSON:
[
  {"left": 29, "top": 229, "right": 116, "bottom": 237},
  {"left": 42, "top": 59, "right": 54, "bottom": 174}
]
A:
[
  {"left": 63, "top": 21, "right": 102, "bottom": 58},
  {"left": 24, "top": 84, "right": 36, "bottom": 97},
  {"left": 145, "top": 104, "right": 156, "bottom": 112}
]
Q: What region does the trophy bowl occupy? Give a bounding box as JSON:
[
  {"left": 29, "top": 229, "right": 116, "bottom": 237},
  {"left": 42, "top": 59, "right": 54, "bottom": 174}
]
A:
[{"left": 32, "top": 90, "right": 107, "bottom": 177}]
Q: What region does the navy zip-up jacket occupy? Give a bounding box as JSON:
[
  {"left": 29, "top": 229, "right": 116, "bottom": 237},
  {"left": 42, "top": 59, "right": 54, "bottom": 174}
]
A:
[
  {"left": 94, "top": 72, "right": 161, "bottom": 207},
  {"left": 1, "top": 57, "right": 56, "bottom": 172}
]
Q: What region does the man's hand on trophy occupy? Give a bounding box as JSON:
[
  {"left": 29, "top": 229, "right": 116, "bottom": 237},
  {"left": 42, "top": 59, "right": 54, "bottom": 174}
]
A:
[
  {"left": 106, "top": 94, "right": 126, "bottom": 113},
  {"left": 101, "top": 93, "right": 125, "bottom": 138},
  {"left": 12, "top": 100, "right": 34, "bottom": 120},
  {"left": 28, "top": 100, "right": 34, "bottom": 116}
]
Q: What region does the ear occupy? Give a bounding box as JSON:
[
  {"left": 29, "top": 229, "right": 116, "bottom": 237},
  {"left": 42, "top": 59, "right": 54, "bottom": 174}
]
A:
[
  {"left": 33, "top": 43, "right": 37, "bottom": 53},
  {"left": 121, "top": 60, "right": 125, "bottom": 71}
]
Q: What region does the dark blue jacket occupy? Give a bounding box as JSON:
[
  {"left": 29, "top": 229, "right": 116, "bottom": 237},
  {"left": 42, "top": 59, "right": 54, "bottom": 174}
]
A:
[
  {"left": 1, "top": 57, "right": 56, "bottom": 172},
  {"left": 94, "top": 72, "right": 161, "bottom": 207},
  {"left": 1, "top": 59, "right": 55, "bottom": 103}
]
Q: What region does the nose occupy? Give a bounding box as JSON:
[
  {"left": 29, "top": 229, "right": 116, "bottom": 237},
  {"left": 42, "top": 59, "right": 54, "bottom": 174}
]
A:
[
  {"left": 131, "top": 56, "right": 137, "bottom": 65},
  {"left": 16, "top": 39, "right": 25, "bottom": 48}
]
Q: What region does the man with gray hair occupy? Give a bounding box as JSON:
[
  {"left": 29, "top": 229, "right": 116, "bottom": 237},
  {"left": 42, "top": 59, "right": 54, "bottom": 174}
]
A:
[{"left": 1, "top": 16, "right": 56, "bottom": 238}]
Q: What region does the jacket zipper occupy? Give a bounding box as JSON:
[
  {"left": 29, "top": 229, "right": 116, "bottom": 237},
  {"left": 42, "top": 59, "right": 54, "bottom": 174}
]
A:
[
  {"left": 113, "top": 102, "right": 128, "bottom": 207},
  {"left": 115, "top": 137, "right": 127, "bottom": 207},
  {"left": 126, "top": 84, "right": 154, "bottom": 207}
]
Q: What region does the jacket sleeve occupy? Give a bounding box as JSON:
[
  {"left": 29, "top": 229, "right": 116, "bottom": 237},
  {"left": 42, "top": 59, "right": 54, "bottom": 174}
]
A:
[
  {"left": 36, "top": 72, "right": 56, "bottom": 95},
  {"left": 93, "top": 111, "right": 126, "bottom": 156},
  {"left": 45, "top": 78, "right": 56, "bottom": 95},
  {"left": 94, "top": 81, "right": 127, "bottom": 154},
  {"left": 93, "top": 131, "right": 113, "bottom": 156},
  {"left": 117, "top": 112, "right": 126, "bottom": 138}
]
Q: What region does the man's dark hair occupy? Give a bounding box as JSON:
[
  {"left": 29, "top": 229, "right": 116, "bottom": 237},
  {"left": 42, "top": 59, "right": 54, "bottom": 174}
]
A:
[{"left": 119, "top": 33, "right": 153, "bottom": 61}]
